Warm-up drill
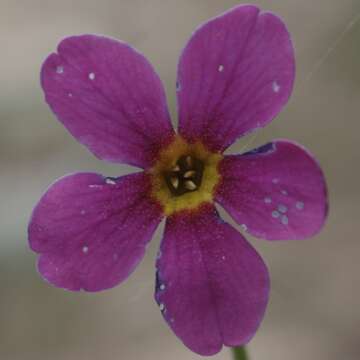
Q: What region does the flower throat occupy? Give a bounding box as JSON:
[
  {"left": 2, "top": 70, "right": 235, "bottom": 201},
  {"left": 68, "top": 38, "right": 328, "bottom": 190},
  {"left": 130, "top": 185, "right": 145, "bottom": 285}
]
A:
[
  {"left": 150, "top": 136, "right": 222, "bottom": 215},
  {"left": 164, "top": 155, "right": 204, "bottom": 196}
]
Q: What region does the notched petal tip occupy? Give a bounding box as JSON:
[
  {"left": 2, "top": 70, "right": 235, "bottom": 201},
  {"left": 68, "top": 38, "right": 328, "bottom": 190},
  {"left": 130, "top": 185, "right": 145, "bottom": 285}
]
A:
[
  {"left": 177, "top": 4, "right": 295, "bottom": 152},
  {"left": 155, "top": 204, "right": 269, "bottom": 355}
]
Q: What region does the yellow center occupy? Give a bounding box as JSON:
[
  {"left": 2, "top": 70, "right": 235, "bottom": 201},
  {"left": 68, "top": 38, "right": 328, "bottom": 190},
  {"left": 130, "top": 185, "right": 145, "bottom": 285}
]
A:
[{"left": 148, "top": 136, "right": 222, "bottom": 216}]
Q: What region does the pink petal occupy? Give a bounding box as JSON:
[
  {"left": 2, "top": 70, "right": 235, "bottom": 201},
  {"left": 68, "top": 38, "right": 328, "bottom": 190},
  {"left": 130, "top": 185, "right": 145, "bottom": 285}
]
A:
[
  {"left": 155, "top": 204, "right": 269, "bottom": 355},
  {"left": 216, "top": 140, "right": 328, "bottom": 240},
  {"left": 177, "top": 5, "right": 295, "bottom": 151},
  {"left": 41, "top": 35, "right": 174, "bottom": 168},
  {"left": 28, "top": 172, "right": 163, "bottom": 291}
]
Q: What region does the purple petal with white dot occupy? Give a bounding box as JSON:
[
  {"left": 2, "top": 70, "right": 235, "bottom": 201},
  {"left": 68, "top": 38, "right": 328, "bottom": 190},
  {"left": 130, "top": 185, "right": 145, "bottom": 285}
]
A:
[
  {"left": 41, "top": 35, "right": 174, "bottom": 168},
  {"left": 216, "top": 140, "right": 328, "bottom": 240},
  {"left": 177, "top": 5, "right": 295, "bottom": 152},
  {"left": 28, "top": 172, "right": 163, "bottom": 291},
  {"left": 155, "top": 204, "right": 269, "bottom": 355}
]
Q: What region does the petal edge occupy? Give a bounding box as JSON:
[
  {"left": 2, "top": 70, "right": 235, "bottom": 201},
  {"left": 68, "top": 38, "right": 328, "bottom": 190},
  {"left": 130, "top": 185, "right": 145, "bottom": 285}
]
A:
[
  {"left": 41, "top": 35, "right": 174, "bottom": 168},
  {"left": 216, "top": 140, "right": 328, "bottom": 240},
  {"left": 177, "top": 5, "right": 295, "bottom": 151},
  {"left": 155, "top": 204, "right": 269, "bottom": 355},
  {"left": 29, "top": 172, "right": 163, "bottom": 291}
]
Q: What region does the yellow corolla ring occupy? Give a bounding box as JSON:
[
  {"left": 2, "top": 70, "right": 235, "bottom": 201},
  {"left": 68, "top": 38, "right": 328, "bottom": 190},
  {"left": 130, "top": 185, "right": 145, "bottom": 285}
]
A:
[{"left": 149, "top": 135, "right": 222, "bottom": 216}]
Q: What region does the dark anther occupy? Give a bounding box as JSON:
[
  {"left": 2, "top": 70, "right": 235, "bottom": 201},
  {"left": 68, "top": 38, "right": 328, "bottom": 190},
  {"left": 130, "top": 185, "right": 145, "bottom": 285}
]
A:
[{"left": 164, "top": 155, "right": 204, "bottom": 196}]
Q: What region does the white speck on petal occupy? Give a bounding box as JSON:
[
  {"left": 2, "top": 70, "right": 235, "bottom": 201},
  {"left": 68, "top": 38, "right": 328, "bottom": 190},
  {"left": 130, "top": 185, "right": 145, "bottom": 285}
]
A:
[
  {"left": 272, "top": 210, "right": 280, "bottom": 218},
  {"left": 278, "top": 204, "right": 288, "bottom": 213},
  {"left": 296, "top": 201, "right": 305, "bottom": 210},
  {"left": 272, "top": 178, "right": 279, "bottom": 184},
  {"left": 264, "top": 197, "right": 272, "bottom": 204},
  {"left": 82, "top": 246, "right": 89, "bottom": 254},
  {"left": 89, "top": 184, "right": 102, "bottom": 189},
  {"left": 281, "top": 190, "right": 288, "bottom": 196},
  {"left": 159, "top": 303, "right": 165, "bottom": 311},
  {"left": 272, "top": 81, "right": 280, "bottom": 93},
  {"left": 105, "top": 178, "right": 116, "bottom": 185},
  {"left": 56, "top": 66, "right": 64, "bottom": 74},
  {"left": 160, "top": 284, "right": 166, "bottom": 291},
  {"left": 281, "top": 215, "right": 289, "bottom": 225},
  {"left": 218, "top": 65, "right": 224, "bottom": 72},
  {"left": 89, "top": 72, "right": 95, "bottom": 80}
]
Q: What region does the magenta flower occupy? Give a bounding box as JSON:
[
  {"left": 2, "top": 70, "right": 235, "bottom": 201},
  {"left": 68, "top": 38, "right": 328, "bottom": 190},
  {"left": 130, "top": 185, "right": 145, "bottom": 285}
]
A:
[{"left": 28, "top": 5, "right": 328, "bottom": 356}]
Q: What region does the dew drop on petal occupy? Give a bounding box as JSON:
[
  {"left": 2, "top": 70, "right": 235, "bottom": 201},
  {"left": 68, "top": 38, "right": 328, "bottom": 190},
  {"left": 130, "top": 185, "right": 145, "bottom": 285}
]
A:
[
  {"left": 105, "top": 178, "right": 116, "bottom": 185},
  {"left": 218, "top": 64, "right": 224, "bottom": 72},
  {"left": 159, "top": 303, "right": 165, "bottom": 312},
  {"left": 89, "top": 184, "right": 102, "bottom": 189},
  {"left": 272, "top": 178, "right": 279, "bottom": 184},
  {"left": 82, "top": 246, "right": 89, "bottom": 254},
  {"left": 278, "top": 204, "right": 288, "bottom": 213},
  {"left": 56, "top": 65, "right": 64, "bottom": 74},
  {"left": 281, "top": 215, "right": 289, "bottom": 225},
  {"left": 296, "top": 201, "right": 305, "bottom": 210},
  {"left": 80, "top": 209, "right": 86, "bottom": 215},
  {"left": 272, "top": 210, "right": 280, "bottom": 218},
  {"left": 240, "top": 224, "right": 248, "bottom": 231},
  {"left": 272, "top": 81, "right": 280, "bottom": 93},
  {"left": 160, "top": 284, "right": 166, "bottom": 291},
  {"left": 264, "top": 197, "right": 272, "bottom": 204},
  {"left": 89, "top": 72, "right": 95, "bottom": 80},
  {"left": 281, "top": 190, "right": 288, "bottom": 196}
]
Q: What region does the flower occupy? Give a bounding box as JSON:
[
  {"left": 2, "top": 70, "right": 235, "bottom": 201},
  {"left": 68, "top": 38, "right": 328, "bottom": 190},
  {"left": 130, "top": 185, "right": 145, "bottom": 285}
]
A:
[{"left": 28, "top": 4, "right": 328, "bottom": 356}]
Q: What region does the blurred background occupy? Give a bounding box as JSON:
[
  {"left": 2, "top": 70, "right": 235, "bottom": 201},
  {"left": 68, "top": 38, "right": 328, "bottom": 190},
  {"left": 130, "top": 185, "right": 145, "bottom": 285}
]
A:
[{"left": 1, "top": 0, "right": 359, "bottom": 359}]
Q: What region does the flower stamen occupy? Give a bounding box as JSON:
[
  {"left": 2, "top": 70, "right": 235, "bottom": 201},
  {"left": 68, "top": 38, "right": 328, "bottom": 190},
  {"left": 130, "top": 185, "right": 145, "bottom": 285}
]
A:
[
  {"left": 185, "top": 155, "right": 193, "bottom": 167},
  {"left": 184, "top": 180, "right": 197, "bottom": 190},
  {"left": 150, "top": 136, "right": 222, "bottom": 215},
  {"left": 184, "top": 170, "right": 195, "bottom": 178},
  {"left": 164, "top": 155, "right": 204, "bottom": 196},
  {"left": 170, "top": 176, "right": 179, "bottom": 190}
]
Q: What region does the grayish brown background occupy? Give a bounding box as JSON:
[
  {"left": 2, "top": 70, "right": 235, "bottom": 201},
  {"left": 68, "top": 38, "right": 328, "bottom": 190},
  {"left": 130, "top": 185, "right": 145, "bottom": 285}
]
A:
[{"left": 1, "top": 0, "right": 359, "bottom": 359}]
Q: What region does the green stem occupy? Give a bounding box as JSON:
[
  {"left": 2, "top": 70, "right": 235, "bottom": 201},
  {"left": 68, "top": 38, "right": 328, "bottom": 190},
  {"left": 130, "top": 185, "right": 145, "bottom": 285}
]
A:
[{"left": 232, "top": 346, "right": 248, "bottom": 360}]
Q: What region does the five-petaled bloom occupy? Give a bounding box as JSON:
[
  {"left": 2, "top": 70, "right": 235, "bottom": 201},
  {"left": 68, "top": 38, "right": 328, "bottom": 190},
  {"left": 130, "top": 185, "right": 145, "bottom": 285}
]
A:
[{"left": 28, "top": 5, "right": 328, "bottom": 356}]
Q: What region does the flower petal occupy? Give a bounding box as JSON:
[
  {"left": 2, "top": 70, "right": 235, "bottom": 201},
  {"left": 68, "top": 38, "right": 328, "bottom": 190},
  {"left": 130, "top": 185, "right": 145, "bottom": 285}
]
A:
[
  {"left": 177, "top": 5, "right": 295, "bottom": 151},
  {"left": 41, "top": 35, "right": 174, "bottom": 168},
  {"left": 28, "top": 172, "right": 163, "bottom": 291},
  {"left": 155, "top": 204, "right": 269, "bottom": 355},
  {"left": 216, "top": 140, "right": 328, "bottom": 240}
]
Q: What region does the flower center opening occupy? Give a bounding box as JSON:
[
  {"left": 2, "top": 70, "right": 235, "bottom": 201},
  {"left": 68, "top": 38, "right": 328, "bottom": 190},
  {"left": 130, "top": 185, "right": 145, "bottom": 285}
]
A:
[
  {"left": 164, "top": 155, "right": 204, "bottom": 196},
  {"left": 149, "top": 136, "right": 222, "bottom": 215}
]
